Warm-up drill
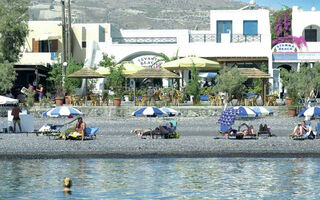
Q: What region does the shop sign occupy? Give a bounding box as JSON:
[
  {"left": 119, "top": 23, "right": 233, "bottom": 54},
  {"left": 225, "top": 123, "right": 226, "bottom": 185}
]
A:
[
  {"left": 272, "top": 43, "right": 297, "bottom": 52},
  {"left": 132, "top": 55, "right": 163, "bottom": 68}
]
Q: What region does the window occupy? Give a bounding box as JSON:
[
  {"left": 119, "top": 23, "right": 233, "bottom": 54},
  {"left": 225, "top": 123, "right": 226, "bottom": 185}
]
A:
[
  {"left": 216, "top": 21, "right": 232, "bottom": 43},
  {"left": 243, "top": 20, "right": 258, "bottom": 35},
  {"left": 82, "top": 41, "right": 86, "bottom": 48},
  {"left": 305, "top": 29, "right": 317, "bottom": 42}
]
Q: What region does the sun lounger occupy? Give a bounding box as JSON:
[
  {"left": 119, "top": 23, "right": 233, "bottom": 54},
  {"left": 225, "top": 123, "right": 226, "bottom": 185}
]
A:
[
  {"left": 64, "top": 127, "right": 99, "bottom": 140},
  {"left": 227, "top": 123, "right": 257, "bottom": 140},
  {"left": 36, "top": 124, "right": 64, "bottom": 136},
  {"left": 291, "top": 122, "right": 315, "bottom": 140},
  {"left": 142, "top": 120, "right": 179, "bottom": 139},
  {"left": 258, "top": 124, "right": 272, "bottom": 137}
]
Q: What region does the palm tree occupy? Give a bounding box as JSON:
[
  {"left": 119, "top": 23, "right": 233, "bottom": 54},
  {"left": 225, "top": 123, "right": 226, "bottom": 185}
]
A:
[{"left": 151, "top": 48, "right": 179, "bottom": 68}]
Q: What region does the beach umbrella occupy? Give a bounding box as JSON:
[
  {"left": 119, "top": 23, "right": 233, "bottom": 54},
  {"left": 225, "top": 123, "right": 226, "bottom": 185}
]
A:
[
  {"left": 233, "top": 106, "right": 258, "bottom": 118},
  {"left": 162, "top": 56, "right": 221, "bottom": 71},
  {"left": 43, "top": 106, "right": 83, "bottom": 118},
  {"left": 297, "top": 106, "right": 320, "bottom": 117},
  {"left": 160, "top": 107, "right": 181, "bottom": 117},
  {"left": 96, "top": 61, "right": 144, "bottom": 76},
  {"left": 250, "top": 106, "right": 273, "bottom": 116},
  {"left": 132, "top": 106, "right": 168, "bottom": 117},
  {"left": 217, "top": 107, "right": 239, "bottom": 126}
]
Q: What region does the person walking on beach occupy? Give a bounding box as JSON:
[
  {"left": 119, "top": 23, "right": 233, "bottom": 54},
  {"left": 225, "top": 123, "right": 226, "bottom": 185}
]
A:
[
  {"left": 11, "top": 104, "right": 22, "bottom": 133},
  {"left": 37, "top": 84, "right": 44, "bottom": 102}
]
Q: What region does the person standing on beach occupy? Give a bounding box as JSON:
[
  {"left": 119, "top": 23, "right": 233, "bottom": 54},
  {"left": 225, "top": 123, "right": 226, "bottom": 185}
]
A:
[
  {"left": 11, "top": 104, "right": 22, "bottom": 133},
  {"left": 37, "top": 84, "right": 44, "bottom": 102}
]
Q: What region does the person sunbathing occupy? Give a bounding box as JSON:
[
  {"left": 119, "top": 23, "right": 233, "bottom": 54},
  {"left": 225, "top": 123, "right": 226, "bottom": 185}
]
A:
[
  {"left": 131, "top": 123, "right": 174, "bottom": 138},
  {"left": 243, "top": 125, "right": 255, "bottom": 136},
  {"left": 290, "top": 121, "right": 309, "bottom": 137}
]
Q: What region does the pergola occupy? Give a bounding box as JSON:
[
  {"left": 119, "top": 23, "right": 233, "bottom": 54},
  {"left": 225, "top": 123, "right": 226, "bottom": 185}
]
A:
[
  {"left": 126, "top": 68, "right": 181, "bottom": 105},
  {"left": 237, "top": 68, "right": 273, "bottom": 105}
]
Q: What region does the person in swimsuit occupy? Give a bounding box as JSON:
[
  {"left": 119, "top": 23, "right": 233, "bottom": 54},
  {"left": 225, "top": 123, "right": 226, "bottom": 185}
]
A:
[
  {"left": 37, "top": 84, "right": 44, "bottom": 102},
  {"left": 11, "top": 104, "right": 22, "bottom": 133},
  {"left": 75, "top": 117, "right": 86, "bottom": 140},
  {"left": 63, "top": 177, "right": 72, "bottom": 195}
]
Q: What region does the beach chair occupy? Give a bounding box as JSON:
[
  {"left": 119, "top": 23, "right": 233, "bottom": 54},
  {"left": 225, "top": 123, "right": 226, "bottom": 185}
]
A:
[
  {"left": 37, "top": 124, "right": 64, "bottom": 137},
  {"left": 258, "top": 124, "right": 272, "bottom": 137},
  {"left": 291, "top": 122, "right": 314, "bottom": 140},
  {"left": 151, "top": 120, "right": 180, "bottom": 139},
  {"left": 228, "top": 123, "right": 257, "bottom": 140},
  {"left": 65, "top": 127, "right": 99, "bottom": 140}
]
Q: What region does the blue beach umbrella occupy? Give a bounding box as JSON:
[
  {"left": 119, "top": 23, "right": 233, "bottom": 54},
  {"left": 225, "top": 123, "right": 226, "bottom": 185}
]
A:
[
  {"left": 43, "top": 106, "right": 83, "bottom": 118},
  {"left": 297, "top": 106, "right": 320, "bottom": 117},
  {"left": 160, "top": 107, "right": 181, "bottom": 117},
  {"left": 250, "top": 106, "right": 273, "bottom": 116},
  {"left": 233, "top": 106, "right": 258, "bottom": 118},
  {"left": 132, "top": 106, "right": 168, "bottom": 117}
]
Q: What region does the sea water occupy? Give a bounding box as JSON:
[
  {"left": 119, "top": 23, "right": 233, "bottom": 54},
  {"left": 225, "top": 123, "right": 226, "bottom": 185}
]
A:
[{"left": 1, "top": 158, "right": 320, "bottom": 199}]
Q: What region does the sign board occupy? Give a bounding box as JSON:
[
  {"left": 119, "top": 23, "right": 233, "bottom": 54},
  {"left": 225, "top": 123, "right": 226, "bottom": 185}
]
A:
[
  {"left": 297, "top": 52, "right": 320, "bottom": 61},
  {"left": 132, "top": 55, "right": 164, "bottom": 68},
  {"left": 272, "top": 43, "right": 297, "bottom": 53},
  {"left": 272, "top": 52, "right": 298, "bottom": 61}
]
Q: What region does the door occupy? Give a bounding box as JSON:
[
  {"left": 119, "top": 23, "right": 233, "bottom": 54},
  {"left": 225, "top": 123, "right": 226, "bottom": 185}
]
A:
[{"left": 217, "top": 21, "right": 232, "bottom": 43}]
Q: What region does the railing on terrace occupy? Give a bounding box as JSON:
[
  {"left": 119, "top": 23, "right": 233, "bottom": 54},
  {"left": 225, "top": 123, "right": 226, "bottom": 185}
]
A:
[
  {"left": 189, "top": 34, "right": 261, "bottom": 43},
  {"left": 112, "top": 37, "right": 177, "bottom": 44}
]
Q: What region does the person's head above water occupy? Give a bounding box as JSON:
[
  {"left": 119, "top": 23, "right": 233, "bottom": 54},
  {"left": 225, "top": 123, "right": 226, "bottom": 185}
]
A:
[{"left": 63, "top": 177, "right": 72, "bottom": 189}]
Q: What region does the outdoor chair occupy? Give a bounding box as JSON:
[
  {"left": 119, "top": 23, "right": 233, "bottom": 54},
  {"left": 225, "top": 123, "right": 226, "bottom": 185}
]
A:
[
  {"left": 266, "top": 95, "right": 277, "bottom": 106},
  {"left": 135, "top": 97, "right": 143, "bottom": 106},
  {"left": 208, "top": 95, "right": 215, "bottom": 106}
]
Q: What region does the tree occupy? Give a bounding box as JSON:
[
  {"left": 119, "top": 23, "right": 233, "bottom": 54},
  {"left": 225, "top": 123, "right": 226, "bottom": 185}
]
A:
[
  {"left": 64, "top": 61, "right": 83, "bottom": 94},
  {"left": 185, "top": 66, "right": 201, "bottom": 103},
  {"left": 0, "top": 61, "right": 17, "bottom": 93},
  {"left": 47, "top": 63, "right": 63, "bottom": 93},
  {"left": 151, "top": 49, "right": 179, "bottom": 68},
  {"left": 213, "top": 67, "right": 248, "bottom": 103},
  {"left": 0, "top": 0, "right": 29, "bottom": 63},
  {"left": 99, "top": 54, "right": 125, "bottom": 98}
]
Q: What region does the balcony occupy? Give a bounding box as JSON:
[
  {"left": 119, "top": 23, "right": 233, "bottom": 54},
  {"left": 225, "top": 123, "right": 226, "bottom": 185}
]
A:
[
  {"left": 189, "top": 33, "right": 261, "bottom": 43},
  {"left": 17, "top": 52, "right": 59, "bottom": 66},
  {"left": 112, "top": 37, "right": 177, "bottom": 44}
]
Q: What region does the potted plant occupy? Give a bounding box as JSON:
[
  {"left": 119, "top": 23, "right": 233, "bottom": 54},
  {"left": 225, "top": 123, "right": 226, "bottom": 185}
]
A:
[
  {"left": 100, "top": 54, "right": 125, "bottom": 106},
  {"left": 185, "top": 66, "right": 201, "bottom": 105},
  {"left": 55, "top": 89, "right": 65, "bottom": 106},
  {"left": 287, "top": 105, "right": 297, "bottom": 117}
]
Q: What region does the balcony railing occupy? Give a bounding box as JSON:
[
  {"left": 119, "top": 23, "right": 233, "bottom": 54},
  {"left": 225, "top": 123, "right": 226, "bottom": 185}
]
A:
[
  {"left": 112, "top": 37, "right": 177, "bottom": 44},
  {"left": 189, "top": 34, "right": 261, "bottom": 43}
]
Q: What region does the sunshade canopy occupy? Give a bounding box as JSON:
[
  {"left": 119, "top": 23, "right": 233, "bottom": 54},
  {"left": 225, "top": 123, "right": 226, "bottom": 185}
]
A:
[
  {"left": 237, "top": 68, "right": 272, "bottom": 79},
  {"left": 162, "top": 56, "right": 222, "bottom": 71},
  {"left": 0, "top": 96, "right": 18, "bottom": 105},
  {"left": 127, "top": 68, "right": 180, "bottom": 79},
  {"left": 96, "top": 61, "right": 144, "bottom": 76},
  {"left": 36, "top": 33, "right": 61, "bottom": 41},
  {"left": 68, "top": 67, "right": 104, "bottom": 78}
]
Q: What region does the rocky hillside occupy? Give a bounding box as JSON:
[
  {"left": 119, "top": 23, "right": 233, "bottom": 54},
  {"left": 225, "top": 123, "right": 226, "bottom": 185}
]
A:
[{"left": 29, "top": 0, "right": 252, "bottom": 30}]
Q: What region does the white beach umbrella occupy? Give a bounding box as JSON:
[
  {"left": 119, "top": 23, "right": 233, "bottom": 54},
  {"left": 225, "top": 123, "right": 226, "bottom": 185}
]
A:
[{"left": 0, "top": 95, "right": 18, "bottom": 105}]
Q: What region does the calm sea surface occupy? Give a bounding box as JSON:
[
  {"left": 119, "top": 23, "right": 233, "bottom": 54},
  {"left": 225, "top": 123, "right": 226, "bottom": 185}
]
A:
[{"left": 1, "top": 158, "right": 320, "bottom": 199}]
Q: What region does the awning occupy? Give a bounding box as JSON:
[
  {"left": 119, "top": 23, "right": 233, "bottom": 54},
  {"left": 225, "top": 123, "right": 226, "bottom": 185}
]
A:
[
  {"left": 36, "top": 33, "right": 61, "bottom": 41},
  {"left": 237, "top": 68, "right": 272, "bottom": 79}
]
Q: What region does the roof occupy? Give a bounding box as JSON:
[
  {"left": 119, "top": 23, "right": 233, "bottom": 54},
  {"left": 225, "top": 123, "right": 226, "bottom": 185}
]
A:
[
  {"left": 68, "top": 67, "right": 104, "bottom": 78},
  {"left": 238, "top": 68, "right": 272, "bottom": 79},
  {"left": 127, "top": 68, "right": 180, "bottom": 79}
]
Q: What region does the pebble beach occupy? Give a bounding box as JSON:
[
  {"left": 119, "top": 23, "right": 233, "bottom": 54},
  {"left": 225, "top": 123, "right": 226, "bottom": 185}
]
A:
[{"left": 1, "top": 116, "right": 320, "bottom": 159}]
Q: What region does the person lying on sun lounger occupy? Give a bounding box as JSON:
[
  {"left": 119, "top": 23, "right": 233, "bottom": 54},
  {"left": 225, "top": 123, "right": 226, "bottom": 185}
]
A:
[
  {"left": 236, "top": 123, "right": 255, "bottom": 136},
  {"left": 290, "top": 121, "right": 309, "bottom": 137},
  {"left": 131, "top": 122, "right": 175, "bottom": 137}
]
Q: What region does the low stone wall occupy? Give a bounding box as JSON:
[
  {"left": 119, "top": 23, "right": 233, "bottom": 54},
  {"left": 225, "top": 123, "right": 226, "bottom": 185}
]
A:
[{"left": 7, "top": 105, "right": 291, "bottom": 119}]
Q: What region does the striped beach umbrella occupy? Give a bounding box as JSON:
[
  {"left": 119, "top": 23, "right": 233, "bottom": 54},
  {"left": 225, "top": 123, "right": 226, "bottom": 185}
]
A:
[
  {"left": 160, "top": 107, "right": 181, "bottom": 117},
  {"left": 233, "top": 106, "right": 257, "bottom": 118},
  {"left": 250, "top": 106, "right": 273, "bottom": 116},
  {"left": 43, "top": 106, "right": 83, "bottom": 117},
  {"left": 297, "top": 106, "right": 320, "bottom": 117},
  {"left": 132, "top": 106, "right": 168, "bottom": 117}
]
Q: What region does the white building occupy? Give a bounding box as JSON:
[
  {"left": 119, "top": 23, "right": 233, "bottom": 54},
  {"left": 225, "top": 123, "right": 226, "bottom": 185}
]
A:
[
  {"left": 272, "top": 6, "right": 320, "bottom": 96},
  {"left": 89, "top": 7, "right": 272, "bottom": 88}
]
